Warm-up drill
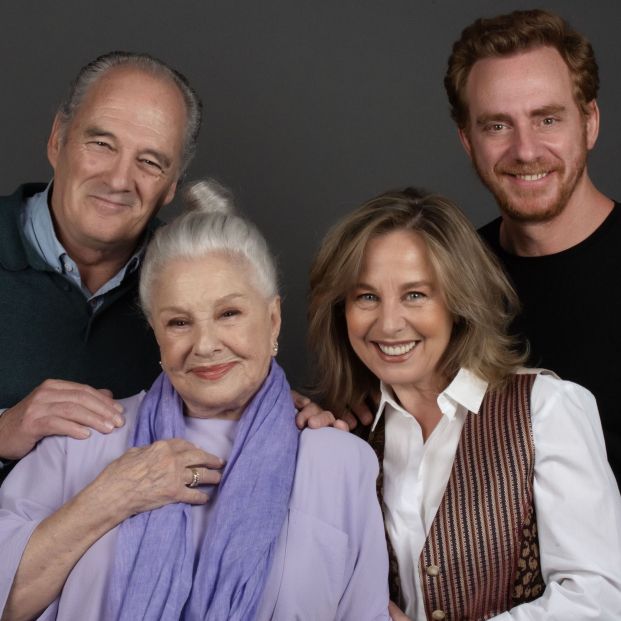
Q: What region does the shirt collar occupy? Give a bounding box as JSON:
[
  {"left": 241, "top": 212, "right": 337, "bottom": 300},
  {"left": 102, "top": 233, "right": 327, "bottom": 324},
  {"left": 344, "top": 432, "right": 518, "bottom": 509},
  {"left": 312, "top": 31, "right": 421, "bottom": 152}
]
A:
[
  {"left": 371, "top": 367, "right": 489, "bottom": 431},
  {"left": 21, "top": 182, "right": 66, "bottom": 273}
]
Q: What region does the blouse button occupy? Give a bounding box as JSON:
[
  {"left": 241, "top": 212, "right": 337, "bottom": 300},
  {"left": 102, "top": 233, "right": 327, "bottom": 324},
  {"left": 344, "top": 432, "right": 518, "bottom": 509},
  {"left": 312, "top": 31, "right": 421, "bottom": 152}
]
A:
[
  {"left": 431, "top": 610, "right": 446, "bottom": 620},
  {"left": 426, "top": 564, "right": 440, "bottom": 577}
]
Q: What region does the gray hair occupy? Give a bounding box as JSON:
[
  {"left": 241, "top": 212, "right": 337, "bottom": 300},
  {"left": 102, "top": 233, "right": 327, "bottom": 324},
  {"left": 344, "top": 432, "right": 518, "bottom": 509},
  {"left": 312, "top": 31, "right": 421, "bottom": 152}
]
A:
[
  {"left": 140, "top": 180, "right": 279, "bottom": 316},
  {"left": 56, "top": 51, "right": 202, "bottom": 175}
]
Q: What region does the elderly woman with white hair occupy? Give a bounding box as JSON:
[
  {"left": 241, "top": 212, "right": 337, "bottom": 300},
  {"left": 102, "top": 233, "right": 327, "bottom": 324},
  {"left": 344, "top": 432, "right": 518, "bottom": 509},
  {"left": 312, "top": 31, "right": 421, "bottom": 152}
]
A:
[{"left": 0, "top": 181, "right": 390, "bottom": 621}]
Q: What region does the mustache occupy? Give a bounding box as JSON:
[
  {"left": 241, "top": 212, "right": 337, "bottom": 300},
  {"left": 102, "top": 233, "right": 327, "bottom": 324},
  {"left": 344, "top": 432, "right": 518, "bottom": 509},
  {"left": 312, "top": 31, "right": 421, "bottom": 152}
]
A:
[{"left": 495, "top": 159, "right": 561, "bottom": 176}]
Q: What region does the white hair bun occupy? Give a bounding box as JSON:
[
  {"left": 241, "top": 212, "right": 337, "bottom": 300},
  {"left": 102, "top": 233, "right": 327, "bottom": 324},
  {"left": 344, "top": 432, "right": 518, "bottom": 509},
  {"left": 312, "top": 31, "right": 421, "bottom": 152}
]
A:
[{"left": 182, "top": 179, "right": 234, "bottom": 215}]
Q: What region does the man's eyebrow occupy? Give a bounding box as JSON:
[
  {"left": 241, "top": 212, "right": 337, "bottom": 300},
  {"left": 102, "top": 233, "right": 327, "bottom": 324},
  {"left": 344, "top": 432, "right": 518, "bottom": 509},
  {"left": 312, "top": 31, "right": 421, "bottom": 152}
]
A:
[
  {"left": 475, "top": 113, "right": 512, "bottom": 128},
  {"left": 84, "top": 126, "right": 115, "bottom": 139},
  {"left": 531, "top": 104, "right": 567, "bottom": 117}
]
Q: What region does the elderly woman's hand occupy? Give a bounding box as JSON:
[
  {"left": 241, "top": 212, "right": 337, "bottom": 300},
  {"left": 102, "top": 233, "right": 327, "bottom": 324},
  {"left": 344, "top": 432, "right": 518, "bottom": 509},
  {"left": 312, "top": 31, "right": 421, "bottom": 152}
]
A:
[
  {"left": 91, "top": 439, "right": 224, "bottom": 519},
  {"left": 2, "top": 439, "right": 224, "bottom": 621}
]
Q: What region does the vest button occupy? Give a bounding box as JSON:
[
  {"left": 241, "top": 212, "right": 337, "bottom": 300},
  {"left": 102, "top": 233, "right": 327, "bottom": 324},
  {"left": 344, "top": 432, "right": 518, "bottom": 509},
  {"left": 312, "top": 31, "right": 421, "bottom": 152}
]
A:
[
  {"left": 431, "top": 610, "right": 446, "bottom": 620},
  {"left": 426, "top": 564, "right": 440, "bottom": 577}
]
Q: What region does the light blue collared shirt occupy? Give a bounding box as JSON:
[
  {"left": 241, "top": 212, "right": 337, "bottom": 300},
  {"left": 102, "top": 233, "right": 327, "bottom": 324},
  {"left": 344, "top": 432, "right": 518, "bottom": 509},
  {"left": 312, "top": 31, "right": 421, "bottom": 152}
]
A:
[{"left": 21, "top": 183, "right": 143, "bottom": 311}]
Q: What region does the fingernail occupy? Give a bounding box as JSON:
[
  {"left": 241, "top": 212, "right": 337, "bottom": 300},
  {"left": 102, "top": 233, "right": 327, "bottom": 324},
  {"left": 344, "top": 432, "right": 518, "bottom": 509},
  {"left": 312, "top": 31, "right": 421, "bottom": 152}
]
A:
[
  {"left": 114, "top": 403, "right": 124, "bottom": 413},
  {"left": 80, "top": 428, "right": 91, "bottom": 439},
  {"left": 113, "top": 415, "right": 124, "bottom": 426},
  {"left": 103, "top": 421, "right": 114, "bottom": 431}
]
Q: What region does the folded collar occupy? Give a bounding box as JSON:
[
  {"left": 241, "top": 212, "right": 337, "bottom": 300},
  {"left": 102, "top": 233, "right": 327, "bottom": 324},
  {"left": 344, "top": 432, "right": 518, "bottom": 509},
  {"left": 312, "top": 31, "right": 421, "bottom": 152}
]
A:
[{"left": 371, "top": 368, "right": 488, "bottom": 431}]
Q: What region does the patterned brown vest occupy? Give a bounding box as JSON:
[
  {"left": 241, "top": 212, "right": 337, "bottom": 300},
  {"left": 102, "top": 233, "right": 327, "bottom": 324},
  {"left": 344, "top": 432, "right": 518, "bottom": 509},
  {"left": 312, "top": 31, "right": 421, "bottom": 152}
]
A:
[{"left": 369, "top": 373, "right": 545, "bottom": 620}]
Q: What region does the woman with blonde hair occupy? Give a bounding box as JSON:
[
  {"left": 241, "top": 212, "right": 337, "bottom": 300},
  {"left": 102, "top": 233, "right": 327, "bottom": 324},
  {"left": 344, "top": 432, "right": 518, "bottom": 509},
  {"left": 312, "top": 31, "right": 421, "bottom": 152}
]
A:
[{"left": 309, "top": 187, "right": 621, "bottom": 620}]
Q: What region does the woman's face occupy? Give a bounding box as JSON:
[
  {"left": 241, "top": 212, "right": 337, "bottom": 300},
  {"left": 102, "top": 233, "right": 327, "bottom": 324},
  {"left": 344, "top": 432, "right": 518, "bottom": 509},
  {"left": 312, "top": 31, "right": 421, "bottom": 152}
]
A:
[
  {"left": 149, "top": 253, "right": 281, "bottom": 419},
  {"left": 345, "top": 229, "right": 453, "bottom": 396}
]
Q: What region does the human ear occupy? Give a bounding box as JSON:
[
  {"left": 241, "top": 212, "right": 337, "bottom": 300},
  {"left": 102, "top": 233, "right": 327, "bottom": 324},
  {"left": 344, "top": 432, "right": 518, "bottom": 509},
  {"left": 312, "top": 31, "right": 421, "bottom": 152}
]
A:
[
  {"left": 457, "top": 126, "right": 473, "bottom": 159},
  {"left": 47, "top": 114, "right": 64, "bottom": 170},
  {"left": 584, "top": 100, "right": 600, "bottom": 150},
  {"left": 269, "top": 296, "right": 282, "bottom": 345}
]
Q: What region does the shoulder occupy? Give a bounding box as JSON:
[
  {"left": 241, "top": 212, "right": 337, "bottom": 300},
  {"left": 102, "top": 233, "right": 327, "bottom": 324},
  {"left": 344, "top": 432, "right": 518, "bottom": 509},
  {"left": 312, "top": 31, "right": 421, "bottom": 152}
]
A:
[
  {"left": 0, "top": 183, "right": 47, "bottom": 268},
  {"left": 477, "top": 216, "right": 502, "bottom": 250},
  {"left": 295, "top": 427, "right": 379, "bottom": 482},
  {"left": 531, "top": 372, "right": 597, "bottom": 409},
  {"left": 288, "top": 428, "right": 380, "bottom": 529},
  {"left": 0, "top": 183, "right": 46, "bottom": 214},
  {"left": 297, "top": 427, "right": 378, "bottom": 476},
  {"left": 529, "top": 373, "right": 604, "bottom": 442}
]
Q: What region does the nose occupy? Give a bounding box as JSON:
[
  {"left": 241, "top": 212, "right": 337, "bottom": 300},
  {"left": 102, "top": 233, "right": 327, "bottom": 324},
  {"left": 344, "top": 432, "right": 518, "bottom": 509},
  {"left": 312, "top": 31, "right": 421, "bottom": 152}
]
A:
[
  {"left": 193, "top": 320, "right": 221, "bottom": 357},
  {"left": 103, "top": 151, "right": 135, "bottom": 192},
  {"left": 509, "top": 123, "right": 541, "bottom": 163},
  {"left": 377, "top": 298, "right": 406, "bottom": 335}
]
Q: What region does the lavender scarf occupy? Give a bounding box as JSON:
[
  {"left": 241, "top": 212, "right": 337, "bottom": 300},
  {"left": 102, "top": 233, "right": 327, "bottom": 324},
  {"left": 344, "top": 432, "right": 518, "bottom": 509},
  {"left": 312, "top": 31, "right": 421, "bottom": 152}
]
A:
[{"left": 106, "top": 360, "right": 299, "bottom": 620}]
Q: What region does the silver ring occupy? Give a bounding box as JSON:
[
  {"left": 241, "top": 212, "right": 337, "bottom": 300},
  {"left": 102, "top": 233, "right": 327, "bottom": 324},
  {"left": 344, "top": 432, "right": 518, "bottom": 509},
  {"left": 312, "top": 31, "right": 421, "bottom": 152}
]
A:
[{"left": 187, "top": 467, "right": 200, "bottom": 488}]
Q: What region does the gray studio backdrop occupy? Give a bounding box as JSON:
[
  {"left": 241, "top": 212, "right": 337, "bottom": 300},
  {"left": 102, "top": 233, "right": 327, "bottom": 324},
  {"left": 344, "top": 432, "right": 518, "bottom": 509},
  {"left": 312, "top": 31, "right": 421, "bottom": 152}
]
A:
[{"left": 1, "top": 1, "right": 619, "bottom": 388}]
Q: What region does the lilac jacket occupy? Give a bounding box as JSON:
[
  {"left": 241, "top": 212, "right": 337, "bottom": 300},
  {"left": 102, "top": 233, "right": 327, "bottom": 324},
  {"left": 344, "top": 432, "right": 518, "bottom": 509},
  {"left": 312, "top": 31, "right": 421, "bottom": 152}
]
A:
[{"left": 0, "top": 393, "right": 389, "bottom": 620}]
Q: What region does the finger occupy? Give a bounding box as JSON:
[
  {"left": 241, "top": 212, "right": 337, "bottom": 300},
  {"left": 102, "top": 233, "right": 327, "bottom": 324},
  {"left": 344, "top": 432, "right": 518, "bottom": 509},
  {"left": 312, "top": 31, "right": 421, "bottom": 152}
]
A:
[
  {"left": 350, "top": 401, "right": 374, "bottom": 426},
  {"left": 183, "top": 466, "right": 222, "bottom": 487},
  {"left": 35, "top": 391, "right": 124, "bottom": 430},
  {"left": 332, "top": 419, "right": 350, "bottom": 432},
  {"left": 45, "top": 402, "right": 124, "bottom": 434},
  {"left": 178, "top": 488, "right": 209, "bottom": 505},
  {"left": 155, "top": 438, "right": 223, "bottom": 467},
  {"left": 290, "top": 389, "right": 311, "bottom": 410},
  {"left": 180, "top": 447, "right": 225, "bottom": 470},
  {"left": 35, "top": 416, "right": 94, "bottom": 440},
  {"left": 338, "top": 410, "right": 359, "bottom": 430},
  {"left": 295, "top": 399, "right": 330, "bottom": 429},
  {"left": 304, "top": 410, "right": 336, "bottom": 430},
  {"left": 41, "top": 380, "right": 123, "bottom": 414}
]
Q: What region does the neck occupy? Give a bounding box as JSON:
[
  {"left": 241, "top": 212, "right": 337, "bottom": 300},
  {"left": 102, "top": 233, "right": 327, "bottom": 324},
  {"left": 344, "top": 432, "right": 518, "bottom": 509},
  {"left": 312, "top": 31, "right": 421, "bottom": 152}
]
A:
[
  {"left": 499, "top": 174, "right": 614, "bottom": 257},
  {"left": 62, "top": 239, "right": 136, "bottom": 294},
  {"left": 392, "top": 379, "right": 446, "bottom": 442}
]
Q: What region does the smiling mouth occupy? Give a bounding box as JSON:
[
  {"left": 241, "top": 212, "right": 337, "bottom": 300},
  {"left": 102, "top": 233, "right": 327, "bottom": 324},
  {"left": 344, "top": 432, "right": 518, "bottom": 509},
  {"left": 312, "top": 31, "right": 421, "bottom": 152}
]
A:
[
  {"left": 90, "top": 194, "right": 135, "bottom": 209},
  {"left": 513, "top": 172, "right": 549, "bottom": 181},
  {"left": 189, "top": 362, "right": 236, "bottom": 380},
  {"left": 376, "top": 341, "right": 418, "bottom": 356}
]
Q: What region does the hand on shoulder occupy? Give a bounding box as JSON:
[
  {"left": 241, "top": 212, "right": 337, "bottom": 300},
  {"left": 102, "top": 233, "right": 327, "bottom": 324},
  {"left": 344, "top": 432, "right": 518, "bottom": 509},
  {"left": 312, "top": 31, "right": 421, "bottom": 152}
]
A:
[{"left": 0, "top": 379, "right": 125, "bottom": 460}]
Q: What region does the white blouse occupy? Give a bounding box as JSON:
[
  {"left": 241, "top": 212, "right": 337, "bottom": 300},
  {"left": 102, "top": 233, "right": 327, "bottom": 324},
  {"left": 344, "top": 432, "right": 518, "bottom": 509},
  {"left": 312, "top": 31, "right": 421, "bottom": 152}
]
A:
[{"left": 372, "top": 368, "right": 621, "bottom": 620}]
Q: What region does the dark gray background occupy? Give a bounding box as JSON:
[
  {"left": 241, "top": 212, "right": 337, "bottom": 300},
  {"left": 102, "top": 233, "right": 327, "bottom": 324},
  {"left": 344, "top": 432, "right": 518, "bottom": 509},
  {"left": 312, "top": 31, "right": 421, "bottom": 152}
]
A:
[{"left": 1, "top": 1, "right": 619, "bottom": 388}]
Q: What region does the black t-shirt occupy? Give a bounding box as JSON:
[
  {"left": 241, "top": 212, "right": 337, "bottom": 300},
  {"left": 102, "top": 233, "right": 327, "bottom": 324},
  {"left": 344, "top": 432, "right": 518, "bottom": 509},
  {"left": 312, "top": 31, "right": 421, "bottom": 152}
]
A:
[{"left": 479, "top": 206, "right": 621, "bottom": 486}]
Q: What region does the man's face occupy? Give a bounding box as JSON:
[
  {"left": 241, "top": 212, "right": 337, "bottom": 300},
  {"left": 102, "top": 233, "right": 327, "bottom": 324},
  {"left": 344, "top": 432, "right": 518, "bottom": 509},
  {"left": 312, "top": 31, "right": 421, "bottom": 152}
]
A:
[
  {"left": 47, "top": 66, "right": 187, "bottom": 255},
  {"left": 458, "top": 46, "right": 599, "bottom": 223}
]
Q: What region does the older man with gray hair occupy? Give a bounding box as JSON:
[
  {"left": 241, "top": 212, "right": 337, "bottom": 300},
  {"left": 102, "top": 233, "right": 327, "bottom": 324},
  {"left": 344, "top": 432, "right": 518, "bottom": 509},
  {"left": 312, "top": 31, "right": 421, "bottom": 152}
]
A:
[{"left": 0, "top": 52, "right": 201, "bottom": 480}]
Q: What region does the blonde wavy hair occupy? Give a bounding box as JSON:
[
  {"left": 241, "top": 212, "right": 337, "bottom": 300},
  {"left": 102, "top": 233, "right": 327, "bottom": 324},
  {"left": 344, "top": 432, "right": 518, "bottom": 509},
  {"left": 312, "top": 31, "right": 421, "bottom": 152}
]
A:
[{"left": 308, "top": 188, "right": 526, "bottom": 413}]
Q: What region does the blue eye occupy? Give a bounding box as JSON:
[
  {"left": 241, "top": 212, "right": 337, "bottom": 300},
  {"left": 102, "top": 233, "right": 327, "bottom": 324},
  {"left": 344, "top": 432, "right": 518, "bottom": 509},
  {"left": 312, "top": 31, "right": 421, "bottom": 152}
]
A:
[
  {"left": 405, "top": 291, "right": 425, "bottom": 302},
  {"left": 358, "top": 293, "right": 378, "bottom": 302}
]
